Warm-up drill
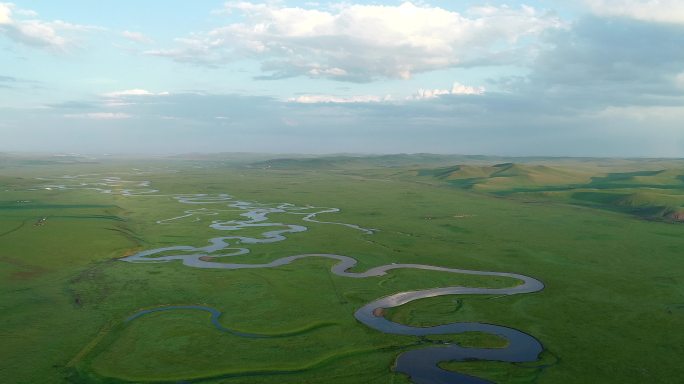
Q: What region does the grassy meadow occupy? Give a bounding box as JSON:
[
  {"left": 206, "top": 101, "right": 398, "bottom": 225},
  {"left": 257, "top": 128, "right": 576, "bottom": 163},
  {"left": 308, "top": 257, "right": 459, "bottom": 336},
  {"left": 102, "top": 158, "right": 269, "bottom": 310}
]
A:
[{"left": 1, "top": 154, "right": 683, "bottom": 383}]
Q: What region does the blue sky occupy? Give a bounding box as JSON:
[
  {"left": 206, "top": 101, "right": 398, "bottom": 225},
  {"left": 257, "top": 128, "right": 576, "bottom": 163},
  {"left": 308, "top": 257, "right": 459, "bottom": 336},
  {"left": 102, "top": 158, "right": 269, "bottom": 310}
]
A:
[{"left": 1, "top": 1, "right": 683, "bottom": 156}]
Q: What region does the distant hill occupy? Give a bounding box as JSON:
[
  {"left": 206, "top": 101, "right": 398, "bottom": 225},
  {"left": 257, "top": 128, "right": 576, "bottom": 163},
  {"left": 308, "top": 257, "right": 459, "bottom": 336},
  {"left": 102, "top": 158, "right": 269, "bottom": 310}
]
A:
[
  {"left": 418, "top": 161, "right": 684, "bottom": 222},
  {"left": 0, "top": 153, "right": 100, "bottom": 167},
  {"left": 248, "top": 154, "right": 499, "bottom": 169},
  {"left": 418, "top": 163, "right": 598, "bottom": 190},
  {"left": 244, "top": 153, "right": 623, "bottom": 170}
]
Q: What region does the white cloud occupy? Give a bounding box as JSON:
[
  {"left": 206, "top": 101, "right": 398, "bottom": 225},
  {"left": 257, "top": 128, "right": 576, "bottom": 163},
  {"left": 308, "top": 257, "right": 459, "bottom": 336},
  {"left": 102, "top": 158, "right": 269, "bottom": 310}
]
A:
[
  {"left": 121, "top": 30, "right": 153, "bottom": 44},
  {"left": 102, "top": 89, "right": 165, "bottom": 97},
  {"left": 289, "top": 82, "right": 484, "bottom": 103},
  {"left": 148, "top": 1, "right": 564, "bottom": 81},
  {"left": 0, "top": 3, "right": 12, "bottom": 24},
  {"left": 451, "top": 83, "right": 486, "bottom": 95},
  {"left": 676, "top": 72, "right": 684, "bottom": 89},
  {"left": 410, "top": 82, "right": 485, "bottom": 100},
  {"left": 0, "top": 2, "right": 98, "bottom": 50},
  {"left": 289, "top": 94, "right": 389, "bottom": 104},
  {"left": 412, "top": 89, "right": 451, "bottom": 100},
  {"left": 101, "top": 89, "right": 169, "bottom": 107},
  {"left": 584, "top": 0, "right": 684, "bottom": 24},
  {"left": 64, "top": 112, "right": 132, "bottom": 120}
]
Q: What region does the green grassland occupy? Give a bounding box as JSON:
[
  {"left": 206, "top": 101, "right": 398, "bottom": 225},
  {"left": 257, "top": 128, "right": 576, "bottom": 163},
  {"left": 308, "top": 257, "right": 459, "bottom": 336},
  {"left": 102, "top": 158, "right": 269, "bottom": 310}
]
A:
[{"left": 1, "top": 154, "right": 683, "bottom": 383}]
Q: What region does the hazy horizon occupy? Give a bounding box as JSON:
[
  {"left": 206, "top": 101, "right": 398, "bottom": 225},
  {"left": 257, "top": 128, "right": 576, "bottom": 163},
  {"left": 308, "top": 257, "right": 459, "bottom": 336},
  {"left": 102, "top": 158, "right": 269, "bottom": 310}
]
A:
[{"left": 4, "top": 150, "right": 684, "bottom": 161}]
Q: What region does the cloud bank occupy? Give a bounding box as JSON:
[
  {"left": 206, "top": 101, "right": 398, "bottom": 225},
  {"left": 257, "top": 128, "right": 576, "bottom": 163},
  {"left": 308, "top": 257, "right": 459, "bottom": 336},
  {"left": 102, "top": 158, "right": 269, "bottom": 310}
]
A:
[{"left": 585, "top": 0, "right": 684, "bottom": 24}]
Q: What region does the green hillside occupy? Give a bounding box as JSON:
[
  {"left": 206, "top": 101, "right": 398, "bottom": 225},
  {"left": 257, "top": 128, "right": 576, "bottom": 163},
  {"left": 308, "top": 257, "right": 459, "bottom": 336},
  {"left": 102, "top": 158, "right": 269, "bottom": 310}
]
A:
[{"left": 418, "top": 161, "right": 684, "bottom": 222}]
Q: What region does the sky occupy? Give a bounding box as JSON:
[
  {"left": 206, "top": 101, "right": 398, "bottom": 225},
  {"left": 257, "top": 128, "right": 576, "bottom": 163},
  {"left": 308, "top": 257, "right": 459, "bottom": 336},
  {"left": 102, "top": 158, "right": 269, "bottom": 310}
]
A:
[{"left": 1, "top": 1, "right": 683, "bottom": 156}]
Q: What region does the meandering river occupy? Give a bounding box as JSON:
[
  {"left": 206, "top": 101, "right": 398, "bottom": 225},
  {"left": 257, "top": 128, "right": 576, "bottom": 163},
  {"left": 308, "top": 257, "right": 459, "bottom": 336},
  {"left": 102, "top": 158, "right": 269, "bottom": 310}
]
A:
[{"left": 36, "top": 174, "right": 544, "bottom": 383}]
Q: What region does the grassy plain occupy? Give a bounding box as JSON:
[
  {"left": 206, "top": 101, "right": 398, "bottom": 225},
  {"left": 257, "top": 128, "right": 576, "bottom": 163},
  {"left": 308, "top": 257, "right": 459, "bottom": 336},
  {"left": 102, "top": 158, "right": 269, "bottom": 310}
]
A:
[{"left": 1, "top": 154, "right": 683, "bottom": 383}]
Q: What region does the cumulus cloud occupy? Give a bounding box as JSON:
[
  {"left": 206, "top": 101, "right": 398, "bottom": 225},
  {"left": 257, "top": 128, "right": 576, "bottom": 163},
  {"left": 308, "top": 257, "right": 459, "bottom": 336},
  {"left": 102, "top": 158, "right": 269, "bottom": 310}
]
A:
[
  {"left": 121, "top": 30, "right": 153, "bottom": 44},
  {"left": 584, "top": 0, "right": 684, "bottom": 24},
  {"left": 0, "top": 3, "right": 10, "bottom": 24},
  {"left": 146, "top": 1, "right": 564, "bottom": 81},
  {"left": 0, "top": 2, "right": 98, "bottom": 50},
  {"left": 64, "top": 112, "right": 132, "bottom": 120},
  {"left": 410, "top": 82, "right": 485, "bottom": 100}
]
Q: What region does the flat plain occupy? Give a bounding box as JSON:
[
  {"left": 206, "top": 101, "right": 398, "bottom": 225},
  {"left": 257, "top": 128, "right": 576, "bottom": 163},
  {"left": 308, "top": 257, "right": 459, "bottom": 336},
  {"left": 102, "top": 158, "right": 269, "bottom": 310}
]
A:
[{"left": 1, "top": 153, "right": 683, "bottom": 383}]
